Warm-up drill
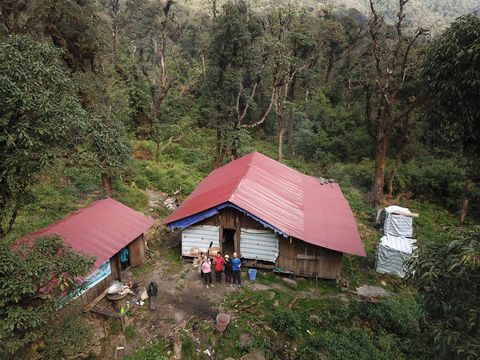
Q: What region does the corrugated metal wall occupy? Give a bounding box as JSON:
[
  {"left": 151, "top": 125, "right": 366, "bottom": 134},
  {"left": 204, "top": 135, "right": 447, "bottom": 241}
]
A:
[
  {"left": 240, "top": 228, "right": 279, "bottom": 263},
  {"left": 182, "top": 225, "right": 220, "bottom": 255}
]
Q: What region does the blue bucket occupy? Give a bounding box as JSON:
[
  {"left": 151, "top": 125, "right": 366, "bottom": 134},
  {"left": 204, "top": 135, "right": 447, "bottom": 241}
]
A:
[{"left": 248, "top": 268, "right": 257, "bottom": 281}]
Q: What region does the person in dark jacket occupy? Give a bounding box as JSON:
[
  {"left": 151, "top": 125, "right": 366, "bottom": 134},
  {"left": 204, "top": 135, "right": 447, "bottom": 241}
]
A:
[{"left": 224, "top": 255, "right": 232, "bottom": 284}]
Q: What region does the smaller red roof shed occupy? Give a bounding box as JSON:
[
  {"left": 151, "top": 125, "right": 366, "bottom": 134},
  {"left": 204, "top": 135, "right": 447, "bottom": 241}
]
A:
[{"left": 23, "top": 198, "right": 155, "bottom": 267}]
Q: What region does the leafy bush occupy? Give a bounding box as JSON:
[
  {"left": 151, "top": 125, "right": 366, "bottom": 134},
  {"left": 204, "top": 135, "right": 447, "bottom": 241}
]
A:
[
  {"left": 303, "top": 328, "right": 405, "bottom": 360},
  {"left": 301, "top": 296, "right": 426, "bottom": 359},
  {"left": 44, "top": 314, "right": 92, "bottom": 360},
  {"left": 327, "top": 159, "right": 375, "bottom": 191},
  {"left": 0, "top": 236, "right": 93, "bottom": 356},
  {"left": 393, "top": 157, "right": 465, "bottom": 207},
  {"left": 64, "top": 167, "right": 100, "bottom": 195},
  {"left": 363, "top": 294, "right": 424, "bottom": 337},
  {"left": 271, "top": 308, "right": 301, "bottom": 337},
  {"left": 128, "top": 159, "right": 204, "bottom": 196},
  {"left": 409, "top": 226, "right": 480, "bottom": 359}
]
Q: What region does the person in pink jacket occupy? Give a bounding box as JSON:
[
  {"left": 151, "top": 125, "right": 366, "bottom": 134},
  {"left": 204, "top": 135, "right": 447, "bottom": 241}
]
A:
[{"left": 202, "top": 258, "right": 213, "bottom": 288}]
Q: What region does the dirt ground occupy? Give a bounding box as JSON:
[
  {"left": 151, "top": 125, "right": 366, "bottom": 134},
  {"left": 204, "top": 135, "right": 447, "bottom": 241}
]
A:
[{"left": 95, "top": 250, "right": 247, "bottom": 358}]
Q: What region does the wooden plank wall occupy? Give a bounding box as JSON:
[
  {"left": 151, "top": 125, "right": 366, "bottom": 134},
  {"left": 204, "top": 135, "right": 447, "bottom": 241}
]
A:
[
  {"left": 278, "top": 237, "right": 343, "bottom": 279},
  {"left": 129, "top": 234, "right": 145, "bottom": 267},
  {"left": 197, "top": 207, "right": 343, "bottom": 279}
]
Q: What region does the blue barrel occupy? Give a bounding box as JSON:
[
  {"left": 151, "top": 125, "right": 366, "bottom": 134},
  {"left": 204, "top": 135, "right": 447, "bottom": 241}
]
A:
[{"left": 248, "top": 268, "right": 257, "bottom": 281}]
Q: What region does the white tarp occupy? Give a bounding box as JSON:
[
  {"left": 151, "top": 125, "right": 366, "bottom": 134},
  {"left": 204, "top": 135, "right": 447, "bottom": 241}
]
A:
[
  {"left": 240, "top": 228, "right": 279, "bottom": 263},
  {"left": 375, "top": 235, "right": 416, "bottom": 278},
  {"left": 383, "top": 205, "right": 413, "bottom": 238},
  {"left": 181, "top": 225, "right": 219, "bottom": 255}
]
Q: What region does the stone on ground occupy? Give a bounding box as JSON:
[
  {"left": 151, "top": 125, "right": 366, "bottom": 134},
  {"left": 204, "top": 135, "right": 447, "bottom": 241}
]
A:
[
  {"left": 282, "top": 277, "right": 298, "bottom": 288},
  {"left": 356, "top": 285, "right": 390, "bottom": 301},
  {"left": 241, "top": 349, "right": 265, "bottom": 360}
]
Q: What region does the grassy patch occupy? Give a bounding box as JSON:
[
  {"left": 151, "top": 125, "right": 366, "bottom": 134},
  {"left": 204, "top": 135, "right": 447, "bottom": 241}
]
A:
[
  {"left": 131, "top": 258, "right": 155, "bottom": 277},
  {"left": 124, "top": 340, "right": 167, "bottom": 360},
  {"left": 112, "top": 181, "right": 148, "bottom": 211},
  {"left": 109, "top": 320, "right": 121, "bottom": 335},
  {"left": 125, "top": 325, "right": 136, "bottom": 341},
  {"left": 165, "top": 248, "right": 182, "bottom": 265}
]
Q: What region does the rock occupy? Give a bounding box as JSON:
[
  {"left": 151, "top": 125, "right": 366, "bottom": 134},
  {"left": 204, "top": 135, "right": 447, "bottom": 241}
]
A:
[
  {"left": 174, "top": 310, "right": 186, "bottom": 324},
  {"left": 239, "top": 333, "right": 252, "bottom": 346},
  {"left": 173, "top": 340, "right": 182, "bottom": 359},
  {"left": 380, "top": 280, "right": 387, "bottom": 287},
  {"left": 273, "top": 300, "right": 279, "bottom": 308},
  {"left": 89, "top": 344, "right": 102, "bottom": 358},
  {"left": 241, "top": 349, "right": 265, "bottom": 360},
  {"left": 309, "top": 314, "right": 322, "bottom": 325},
  {"left": 224, "top": 358, "right": 236, "bottom": 360},
  {"left": 356, "top": 285, "right": 390, "bottom": 301},
  {"left": 267, "top": 291, "right": 275, "bottom": 300},
  {"left": 282, "top": 277, "right": 298, "bottom": 288}
]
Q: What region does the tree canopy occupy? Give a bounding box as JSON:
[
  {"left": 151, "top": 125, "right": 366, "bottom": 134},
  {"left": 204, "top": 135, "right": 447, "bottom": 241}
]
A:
[{"left": 0, "top": 36, "right": 87, "bottom": 237}]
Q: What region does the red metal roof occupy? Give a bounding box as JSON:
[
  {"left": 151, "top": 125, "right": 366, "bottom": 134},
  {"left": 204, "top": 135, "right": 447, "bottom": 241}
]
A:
[
  {"left": 23, "top": 198, "right": 155, "bottom": 267},
  {"left": 164, "top": 152, "right": 365, "bottom": 256}
]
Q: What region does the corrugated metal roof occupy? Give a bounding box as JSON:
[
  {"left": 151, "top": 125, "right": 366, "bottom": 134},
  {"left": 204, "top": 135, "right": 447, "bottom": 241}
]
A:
[
  {"left": 164, "top": 152, "right": 365, "bottom": 257},
  {"left": 23, "top": 198, "right": 155, "bottom": 267}
]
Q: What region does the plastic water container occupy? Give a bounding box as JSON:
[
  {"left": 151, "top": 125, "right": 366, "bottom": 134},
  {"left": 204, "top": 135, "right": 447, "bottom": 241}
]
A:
[
  {"left": 248, "top": 268, "right": 257, "bottom": 281},
  {"left": 215, "top": 313, "right": 230, "bottom": 332}
]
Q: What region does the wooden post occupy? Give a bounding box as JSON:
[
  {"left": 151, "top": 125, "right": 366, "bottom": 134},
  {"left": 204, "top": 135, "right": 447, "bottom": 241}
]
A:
[
  {"left": 219, "top": 226, "right": 223, "bottom": 254},
  {"left": 114, "top": 253, "right": 122, "bottom": 282},
  {"left": 235, "top": 214, "right": 241, "bottom": 255}
]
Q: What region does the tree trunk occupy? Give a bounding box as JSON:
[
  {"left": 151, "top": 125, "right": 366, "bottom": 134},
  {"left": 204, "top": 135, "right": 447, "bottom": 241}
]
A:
[
  {"left": 286, "top": 112, "right": 294, "bottom": 157},
  {"left": 215, "top": 116, "right": 222, "bottom": 164},
  {"left": 155, "top": 137, "right": 161, "bottom": 163},
  {"left": 373, "top": 125, "right": 388, "bottom": 206},
  {"left": 277, "top": 126, "right": 286, "bottom": 162},
  {"left": 325, "top": 54, "right": 335, "bottom": 84},
  {"left": 387, "top": 138, "right": 407, "bottom": 198},
  {"left": 112, "top": 26, "right": 117, "bottom": 60},
  {"left": 102, "top": 173, "right": 112, "bottom": 197},
  {"left": 459, "top": 178, "right": 472, "bottom": 226},
  {"left": 346, "top": 77, "right": 353, "bottom": 112}
]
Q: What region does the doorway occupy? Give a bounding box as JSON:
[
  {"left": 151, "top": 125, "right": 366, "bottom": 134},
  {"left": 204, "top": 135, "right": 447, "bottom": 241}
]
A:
[{"left": 222, "top": 229, "right": 236, "bottom": 257}]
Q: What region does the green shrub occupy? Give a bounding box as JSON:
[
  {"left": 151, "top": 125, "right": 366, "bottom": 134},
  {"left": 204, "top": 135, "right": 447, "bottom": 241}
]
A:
[
  {"left": 44, "top": 314, "right": 92, "bottom": 360},
  {"left": 271, "top": 308, "right": 301, "bottom": 337},
  {"left": 327, "top": 159, "right": 375, "bottom": 191},
  {"left": 363, "top": 294, "right": 424, "bottom": 337},
  {"left": 64, "top": 167, "right": 100, "bottom": 195},
  {"left": 393, "top": 157, "right": 465, "bottom": 207},
  {"left": 305, "top": 328, "right": 405, "bottom": 360}
]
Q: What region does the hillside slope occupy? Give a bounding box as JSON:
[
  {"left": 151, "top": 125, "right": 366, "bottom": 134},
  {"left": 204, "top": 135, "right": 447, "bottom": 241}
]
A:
[{"left": 330, "top": 0, "right": 478, "bottom": 31}]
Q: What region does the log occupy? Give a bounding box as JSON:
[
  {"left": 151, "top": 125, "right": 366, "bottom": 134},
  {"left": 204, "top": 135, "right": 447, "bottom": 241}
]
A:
[{"left": 83, "top": 288, "right": 109, "bottom": 312}]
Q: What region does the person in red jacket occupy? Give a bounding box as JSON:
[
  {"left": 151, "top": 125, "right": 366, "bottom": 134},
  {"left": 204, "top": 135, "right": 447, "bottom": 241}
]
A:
[{"left": 213, "top": 252, "right": 224, "bottom": 284}]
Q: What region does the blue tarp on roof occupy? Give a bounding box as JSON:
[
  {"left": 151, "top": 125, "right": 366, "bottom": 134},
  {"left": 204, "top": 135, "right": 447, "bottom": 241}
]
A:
[{"left": 166, "top": 201, "right": 288, "bottom": 238}]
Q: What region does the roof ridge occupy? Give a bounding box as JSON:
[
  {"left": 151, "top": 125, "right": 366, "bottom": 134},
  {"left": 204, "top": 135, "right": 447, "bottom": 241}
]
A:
[{"left": 229, "top": 152, "right": 256, "bottom": 202}]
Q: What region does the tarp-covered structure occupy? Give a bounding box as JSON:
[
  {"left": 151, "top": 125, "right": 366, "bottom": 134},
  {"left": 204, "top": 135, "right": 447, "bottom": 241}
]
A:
[
  {"left": 164, "top": 151, "right": 365, "bottom": 278},
  {"left": 375, "top": 235, "right": 416, "bottom": 278},
  {"left": 376, "top": 205, "right": 417, "bottom": 278}
]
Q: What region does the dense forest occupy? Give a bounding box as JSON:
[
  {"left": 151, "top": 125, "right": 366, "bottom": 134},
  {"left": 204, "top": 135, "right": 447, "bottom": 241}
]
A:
[{"left": 0, "top": 0, "right": 479, "bottom": 359}]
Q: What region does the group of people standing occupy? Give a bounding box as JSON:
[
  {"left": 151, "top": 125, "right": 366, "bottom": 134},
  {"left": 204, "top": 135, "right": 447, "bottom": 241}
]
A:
[{"left": 196, "top": 251, "right": 241, "bottom": 288}]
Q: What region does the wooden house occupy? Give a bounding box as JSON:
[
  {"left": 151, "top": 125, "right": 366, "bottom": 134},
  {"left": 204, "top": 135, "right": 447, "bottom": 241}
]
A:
[
  {"left": 164, "top": 152, "right": 365, "bottom": 279},
  {"left": 23, "top": 198, "right": 154, "bottom": 303}
]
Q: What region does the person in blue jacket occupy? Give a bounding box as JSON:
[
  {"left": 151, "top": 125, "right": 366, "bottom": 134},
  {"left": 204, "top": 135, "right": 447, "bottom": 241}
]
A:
[{"left": 231, "top": 252, "right": 241, "bottom": 287}]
